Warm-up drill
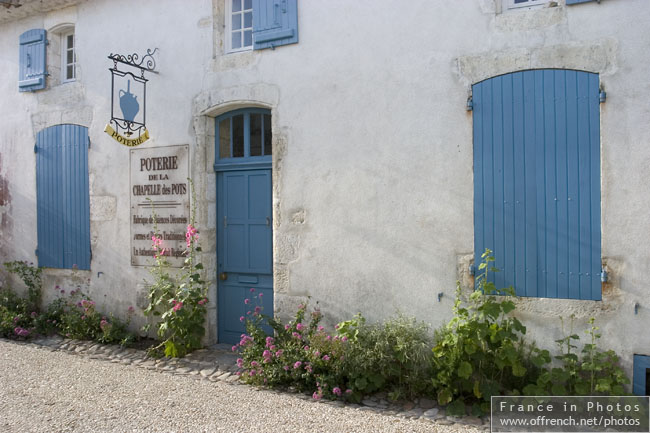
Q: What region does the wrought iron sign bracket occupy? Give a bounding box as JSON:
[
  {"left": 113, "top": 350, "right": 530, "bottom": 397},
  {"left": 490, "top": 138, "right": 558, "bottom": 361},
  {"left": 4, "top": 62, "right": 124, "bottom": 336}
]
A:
[{"left": 106, "top": 48, "right": 158, "bottom": 146}]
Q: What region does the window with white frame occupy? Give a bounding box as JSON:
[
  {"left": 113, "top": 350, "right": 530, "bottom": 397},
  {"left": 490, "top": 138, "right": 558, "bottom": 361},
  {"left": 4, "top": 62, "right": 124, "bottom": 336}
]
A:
[
  {"left": 226, "top": 0, "right": 253, "bottom": 53},
  {"left": 61, "top": 30, "right": 75, "bottom": 82},
  {"left": 506, "top": 0, "right": 548, "bottom": 9}
]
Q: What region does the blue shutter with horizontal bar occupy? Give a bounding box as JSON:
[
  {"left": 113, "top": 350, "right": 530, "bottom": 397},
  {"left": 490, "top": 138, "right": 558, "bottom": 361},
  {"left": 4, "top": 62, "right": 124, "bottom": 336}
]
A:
[
  {"left": 36, "top": 125, "right": 90, "bottom": 270},
  {"left": 19, "top": 29, "right": 47, "bottom": 92},
  {"left": 473, "top": 69, "right": 601, "bottom": 300},
  {"left": 252, "top": 0, "right": 298, "bottom": 50},
  {"left": 566, "top": 0, "right": 596, "bottom": 5}
]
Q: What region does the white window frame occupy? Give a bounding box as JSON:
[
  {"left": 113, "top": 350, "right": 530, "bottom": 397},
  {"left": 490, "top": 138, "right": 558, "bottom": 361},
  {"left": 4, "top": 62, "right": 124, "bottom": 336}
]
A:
[
  {"left": 506, "top": 0, "right": 548, "bottom": 9},
  {"left": 61, "top": 30, "right": 75, "bottom": 83},
  {"left": 225, "top": 0, "right": 254, "bottom": 53}
]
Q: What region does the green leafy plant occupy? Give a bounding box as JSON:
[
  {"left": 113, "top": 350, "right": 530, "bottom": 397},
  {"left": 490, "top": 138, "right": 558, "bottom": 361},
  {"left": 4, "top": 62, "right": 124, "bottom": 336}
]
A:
[
  {"left": 53, "top": 289, "right": 135, "bottom": 345},
  {"left": 523, "top": 316, "right": 629, "bottom": 396},
  {"left": 339, "top": 313, "right": 433, "bottom": 402},
  {"left": 0, "top": 262, "right": 136, "bottom": 345},
  {"left": 4, "top": 261, "right": 42, "bottom": 312},
  {"left": 431, "top": 249, "right": 550, "bottom": 416},
  {"left": 237, "top": 297, "right": 433, "bottom": 402},
  {"left": 143, "top": 179, "right": 209, "bottom": 357}
]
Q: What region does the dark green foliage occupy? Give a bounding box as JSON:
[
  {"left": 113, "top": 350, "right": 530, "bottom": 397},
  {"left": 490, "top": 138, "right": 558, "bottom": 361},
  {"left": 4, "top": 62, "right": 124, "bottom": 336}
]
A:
[
  {"left": 0, "top": 260, "right": 136, "bottom": 346},
  {"left": 431, "top": 250, "right": 550, "bottom": 416},
  {"left": 523, "top": 317, "right": 629, "bottom": 396},
  {"left": 340, "top": 314, "right": 433, "bottom": 401},
  {"left": 4, "top": 261, "right": 42, "bottom": 312}
]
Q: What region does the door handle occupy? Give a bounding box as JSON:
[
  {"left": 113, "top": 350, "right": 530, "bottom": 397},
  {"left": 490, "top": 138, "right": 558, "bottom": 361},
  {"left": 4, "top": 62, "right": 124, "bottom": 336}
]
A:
[{"left": 219, "top": 272, "right": 228, "bottom": 281}]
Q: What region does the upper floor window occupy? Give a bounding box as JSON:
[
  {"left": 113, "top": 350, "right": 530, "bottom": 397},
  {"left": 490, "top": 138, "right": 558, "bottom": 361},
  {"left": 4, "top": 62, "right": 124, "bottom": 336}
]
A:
[
  {"left": 226, "top": 0, "right": 253, "bottom": 52},
  {"left": 506, "top": 0, "right": 548, "bottom": 9},
  {"left": 224, "top": 0, "right": 298, "bottom": 53},
  {"left": 61, "top": 30, "right": 75, "bottom": 82}
]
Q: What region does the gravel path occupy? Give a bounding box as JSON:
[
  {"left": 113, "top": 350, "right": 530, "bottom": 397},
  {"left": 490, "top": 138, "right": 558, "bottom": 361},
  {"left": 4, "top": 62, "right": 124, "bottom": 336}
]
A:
[{"left": 0, "top": 339, "right": 482, "bottom": 432}]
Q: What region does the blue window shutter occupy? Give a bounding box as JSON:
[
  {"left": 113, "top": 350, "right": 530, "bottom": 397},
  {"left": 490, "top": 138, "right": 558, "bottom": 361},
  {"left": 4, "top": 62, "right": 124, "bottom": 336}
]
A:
[
  {"left": 36, "top": 125, "right": 90, "bottom": 270},
  {"left": 473, "top": 70, "right": 601, "bottom": 300},
  {"left": 19, "top": 29, "right": 47, "bottom": 92},
  {"left": 36, "top": 126, "right": 64, "bottom": 268},
  {"left": 566, "top": 0, "right": 596, "bottom": 4},
  {"left": 633, "top": 355, "right": 650, "bottom": 395},
  {"left": 252, "top": 0, "right": 298, "bottom": 50}
]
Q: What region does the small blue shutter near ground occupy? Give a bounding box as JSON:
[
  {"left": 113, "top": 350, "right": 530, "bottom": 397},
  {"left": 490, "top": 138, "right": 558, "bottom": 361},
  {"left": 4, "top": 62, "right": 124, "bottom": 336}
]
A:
[
  {"left": 252, "top": 0, "right": 298, "bottom": 50},
  {"left": 36, "top": 125, "right": 90, "bottom": 270},
  {"left": 19, "top": 29, "right": 47, "bottom": 92},
  {"left": 473, "top": 69, "right": 601, "bottom": 300},
  {"left": 633, "top": 355, "right": 650, "bottom": 396}
]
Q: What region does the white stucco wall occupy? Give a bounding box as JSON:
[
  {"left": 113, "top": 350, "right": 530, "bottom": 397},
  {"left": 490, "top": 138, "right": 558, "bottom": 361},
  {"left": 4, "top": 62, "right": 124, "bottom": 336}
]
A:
[
  {"left": 1, "top": 0, "right": 649, "bottom": 379},
  {"left": 0, "top": 0, "right": 214, "bottom": 336}
]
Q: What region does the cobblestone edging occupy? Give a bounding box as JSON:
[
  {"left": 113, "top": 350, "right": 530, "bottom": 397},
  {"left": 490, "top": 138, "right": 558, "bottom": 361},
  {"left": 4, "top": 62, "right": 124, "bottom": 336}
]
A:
[{"left": 18, "top": 336, "right": 490, "bottom": 431}]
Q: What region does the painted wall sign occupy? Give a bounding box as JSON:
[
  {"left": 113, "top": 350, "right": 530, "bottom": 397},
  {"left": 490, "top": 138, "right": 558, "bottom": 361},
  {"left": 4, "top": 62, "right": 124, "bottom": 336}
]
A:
[
  {"left": 130, "top": 144, "right": 189, "bottom": 267},
  {"left": 106, "top": 48, "right": 157, "bottom": 147}
]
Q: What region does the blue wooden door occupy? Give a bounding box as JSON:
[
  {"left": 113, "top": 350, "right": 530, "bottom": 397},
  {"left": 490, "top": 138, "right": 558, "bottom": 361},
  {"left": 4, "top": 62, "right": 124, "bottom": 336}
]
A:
[
  {"left": 473, "top": 69, "right": 601, "bottom": 300},
  {"left": 217, "top": 169, "right": 273, "bottom": 343}
]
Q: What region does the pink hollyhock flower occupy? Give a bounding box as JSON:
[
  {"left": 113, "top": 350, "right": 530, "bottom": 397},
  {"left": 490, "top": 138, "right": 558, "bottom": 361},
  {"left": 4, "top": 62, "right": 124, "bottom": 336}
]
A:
[
  {"left": 317, "top": 326, "right": 325, "bottom": 332},
  {"left": 284, "top": 324, "right": 290, "bottom": 330},
  {"left": 244, "top": 299, "right": 250, "bottom": 304},
  {"left": 262, "top": 350, "right": 271, "bottom": 359},
  {"left": 275, "top": 350, "right": 283, "bottom": 358},
  {"left": 322, "top": 355, "right": 330, "bottom": 361},
  {"left": 250, "top": 288, "right": 255, "bottom": 293},
  {"left": 258, "top": 293, "right": 263, "bottom": 298},
  {"left": 342, "top": 336, "right": 348, "bottom": 342},
  {"left": 172, "top": 301, "right": 183, "bottom": 312},
  {"left": 185, "top": 224, "right": 199, "bottom": 247},
  {"left": 239, "top": 316, "right": 245, "bottom": 322},
  {"left": 293, "top": 361, "right": 302, "bottom": 369},
  {"left": 312, "top": 391, "right": 322, "bottom": 400},
  {"left": 333, "top": 387, "right": 342, "bottom": 396},
  {"left": 292, "top": 332, "right": 302, "bottom": 340},
  {"left": 345, "top": 389, "right": 353, "bottom": 394},
  {"left": 283, "top": 365, "right": 289, "bottom": 371},
  {"left": 254, "top": 306, "right": 261, "bottom": 313},
  {"left": 251, "top": 361, "right": 259, "bottom": 367},
  {"left": 198, "top": 299, "right": 208, "bottom": 306},
  {"left": 296, "top": 323, "right": 304, "bottom": 331}
]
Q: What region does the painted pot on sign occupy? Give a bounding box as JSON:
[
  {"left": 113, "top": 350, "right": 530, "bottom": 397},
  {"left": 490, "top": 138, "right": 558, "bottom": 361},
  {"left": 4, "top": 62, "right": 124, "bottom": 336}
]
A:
[{"left": 119, "top": 80, "right": 139, "bottom": 122}]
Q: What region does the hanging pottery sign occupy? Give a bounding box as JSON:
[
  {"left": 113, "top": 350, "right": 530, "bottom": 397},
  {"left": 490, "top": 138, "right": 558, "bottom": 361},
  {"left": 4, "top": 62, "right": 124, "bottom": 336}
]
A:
[
  {"left": 130, "top": 144, "right": 190, "bottom": 267},
  {"left": 105, "top": 49, "right": 158, "bottom": 147}
]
